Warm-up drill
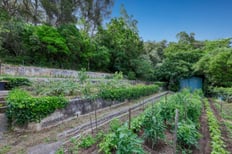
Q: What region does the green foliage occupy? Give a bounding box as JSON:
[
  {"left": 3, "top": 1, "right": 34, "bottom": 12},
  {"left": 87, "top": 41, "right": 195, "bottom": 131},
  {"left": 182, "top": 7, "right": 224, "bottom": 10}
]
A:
[
  {"left": 204, "top": 100, "right": 229, "bottom": 154},
  {"left": 154, "top": 49, "right": 204, "bottom": 91},
  {"left": 31, "top": 80, "right": 79, "bottom": 96},
  {"left": 131, "top": 55, "right": 155, "bottom": 80},
  {"left": 127, "top": 71, "right": 136, "bottom": 80},
  {"left": 211, "top": 87, "right": 232, "bottom": 103},
  {"left": 79, "top": 135, "right": 96, "bottom": 149},
  {"left": 98, "top": 84, "right": 159, "bottom": 101},
  {"left": 6, "top": 89, "right": 68, "bottom": 126},
  {"left": 95, "top": 17, "right": 144, "bottom": 78},
  {"left": 112, "top": 71, "right": 124, "bottom": 80},
  {"left": 142, "top": 106, "right": 165, "bottom": 148},
  {"left": 159, "top": 89, "right": 202, "bottom": 124},
  {"left": 0, "top": 145, "right": 11, "bottom": 154},
  {"left": 177, "top": 120, "right": 200, "bottom": 148},
  {"left": 55, "top": 147, "right": 65, "bottom": 154},
  {"left": 78, "top": 68, "right": 88, "bottom": 84},
  {"left": 99, "top": 124, "right": 144, "bottom": 154},
  {"left": 131, "top": 114, "right": 145, "bottom": 133},
  {"left": 0, "top": 77, "right": 31, "bottom": 90},
  {"left": 194, "top": 48, "right": 232, "bottom": 87},
  {"left": 34, "top": 25, "right": 70, "bottom": 54}
]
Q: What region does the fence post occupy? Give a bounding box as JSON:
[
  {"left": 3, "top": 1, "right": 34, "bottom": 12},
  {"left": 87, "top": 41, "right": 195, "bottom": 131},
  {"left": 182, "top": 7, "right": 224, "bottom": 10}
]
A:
[
  {"left": 128, "top": 108, "right": 131, "bottom": 129},
  {"left": 173, "top": 109, "right": 179, "bottom": 154},
  {"left": 220, "top": 100, "right": 223, "bottom": 115},
  {"left": 143, "top": 99, "right": 145, "bottom": 111},
  {"left": 165, "top": 93, "right": 167, "bottom": 103},
  {"left": 94, "top": 101, "right": 98, "bottom": 131},
  {"left": 89, "top": 115, "right": 93, "bottom": 134}
]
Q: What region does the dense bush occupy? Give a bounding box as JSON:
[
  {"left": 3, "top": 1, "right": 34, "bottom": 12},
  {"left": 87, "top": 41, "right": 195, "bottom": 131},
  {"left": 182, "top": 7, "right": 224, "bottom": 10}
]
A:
[
  {"left": 98, "top": 84, "right": 159, "bottom": 101},
  {"left": 1, "top": 77, "right": 31, "bottom": 90},
  {"left": 6, "top": 89, "right": 68, "bottom": 126}
]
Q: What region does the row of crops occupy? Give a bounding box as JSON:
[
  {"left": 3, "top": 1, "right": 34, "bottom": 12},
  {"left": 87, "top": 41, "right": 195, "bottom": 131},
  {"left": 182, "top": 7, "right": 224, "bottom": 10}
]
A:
[
  {"left": 61, "top": 89, "right": 206, "bottom": 154},
  {"left": 204, "top": 101, "right": 229, "bottom": 154}
]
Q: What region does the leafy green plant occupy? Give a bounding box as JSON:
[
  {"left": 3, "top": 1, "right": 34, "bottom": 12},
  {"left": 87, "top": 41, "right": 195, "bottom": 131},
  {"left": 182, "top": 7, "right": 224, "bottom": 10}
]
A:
[
  {"left": 204, "top": 100, "right": 229, "bottom": 154},
  {"left": 6, "top": 89, "right": 68, "bottom": 126},
  {"left": 56, "top": 147, "right": 65, "bottom": 154},
  {"left": 79, "top": 135, "right": 96, "bottom": 149},
  {"left": 32, "top": 80, "right": 80, "bottom": 96},
  {"left": 131, "top": 114, "right": 145, "bottom": 133},
  {"left": 78, "top": 68, "right": 88, "bottom": 84},
  {"left": 99, "top": 125, "right": 144, "bottom": 154},
  {"left": 160, "top": 89, "right": 202, "bottom": 125},
  {"left": 142, "top": 106, "right": 165, "bottom": 148},
  {"left": 112, "top": 71, "right": 123, "bottom": 80},
  {"left": 177, "top": 120, "right": 200, "bottom": 148}
]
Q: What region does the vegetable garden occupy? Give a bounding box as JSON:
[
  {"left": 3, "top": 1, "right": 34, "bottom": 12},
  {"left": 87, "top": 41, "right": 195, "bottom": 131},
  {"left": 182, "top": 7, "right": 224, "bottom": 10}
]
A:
[{"left": 56, "top": 89, "right": 231, "bottom": 154}]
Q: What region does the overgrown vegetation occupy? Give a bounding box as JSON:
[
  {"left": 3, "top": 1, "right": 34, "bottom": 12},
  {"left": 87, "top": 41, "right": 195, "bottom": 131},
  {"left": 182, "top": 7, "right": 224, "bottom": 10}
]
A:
[{"left": 6, "top": 89, "right": 68, "bottom": 126}]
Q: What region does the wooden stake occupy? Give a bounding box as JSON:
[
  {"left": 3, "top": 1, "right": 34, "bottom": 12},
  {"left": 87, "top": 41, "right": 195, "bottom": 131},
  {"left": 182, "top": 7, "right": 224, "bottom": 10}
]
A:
[
  {"left": 94, "top": 102, "right": 98, "bottom": 131},
  {"left": 174, "top": 109, "right": 179, "bottom": 154},
  {"left": 128, "top": 108, "right": 131, "bottom": 129},
  {"left": 165, "top": 93, "right": 167, "bottom": 103},
  {"left": 89, "top": 115, "right": 93, "bottom": 134},
  {"left": 220, "top": 100, "right": 223, "bottom": 114}
]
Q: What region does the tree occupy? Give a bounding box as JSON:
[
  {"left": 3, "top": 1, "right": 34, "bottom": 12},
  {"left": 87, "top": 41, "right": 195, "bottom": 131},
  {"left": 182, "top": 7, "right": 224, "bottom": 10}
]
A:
[
  {"left": 96, "top": 17, "right": 143, "bottom": 75},
  {"left": 154, "top": 49, "right": 204, "bottom": 91},
  {"left": 120, "top": 4, "right": 138, "bottom": 33},
  {"left": 194, "top": 47, "right": 232, "bottom": 87},
  {"left": 176, "top": 31, "right": 195, "bottom": 44},
  {"left": 75, "top": 0, "right": 114, "bottom": 35},
  {"left": 144, "top": 40, "right": 167, "bottom": 66},
  {"left": 23, "top": 25, "right": 70, "bottom": 67},
  {"left": 1, "top": 20, "right": 26, "bottom": 57},
  {"left": 1, "top": 0, "right": 115, "bottom": 28}
]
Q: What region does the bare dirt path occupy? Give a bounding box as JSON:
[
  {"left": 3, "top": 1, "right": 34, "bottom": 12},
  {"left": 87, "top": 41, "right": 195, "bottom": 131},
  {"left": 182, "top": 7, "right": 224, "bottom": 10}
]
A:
[{"left": 193, "top": 101, "right": 211, "bottom": 154}]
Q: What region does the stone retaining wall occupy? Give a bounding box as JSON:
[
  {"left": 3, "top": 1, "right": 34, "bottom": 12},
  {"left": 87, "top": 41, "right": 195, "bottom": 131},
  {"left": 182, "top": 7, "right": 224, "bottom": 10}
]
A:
[
  {"left": 0, "top": 64, "right": 112, "bottom": 79},
  {"left": 26, "top": 98, "right": 120, "bottom": 131}
]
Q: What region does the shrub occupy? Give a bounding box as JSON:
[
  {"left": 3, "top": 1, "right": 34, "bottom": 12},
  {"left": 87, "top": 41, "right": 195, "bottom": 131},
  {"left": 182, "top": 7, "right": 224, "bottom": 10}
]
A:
[
  {"left": 6, "top": 89, "right": 68, "bottom": 126},
  {"left": 1, "top": 77, "right": 31, "bottom": 90},
  {"left": 99, "top": 124, "right": 144, "bottom": 154},
  {"left": 98, "top": 84, "right": 159, "bottom": 101},
  {"left": 79, "top": 135, "right": 96, "bottom": 149},
  {"left": 127, "top": 71, "right": 136, "bottom": 80}
]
